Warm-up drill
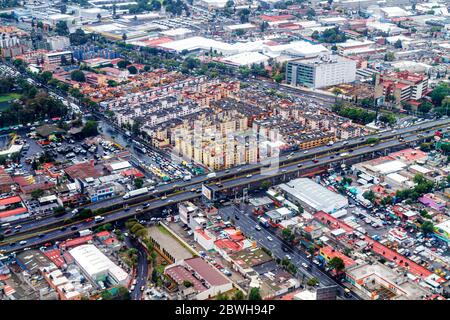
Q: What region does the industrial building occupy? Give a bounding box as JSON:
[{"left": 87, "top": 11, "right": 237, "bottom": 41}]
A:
[
  {"left": 69, "top": 244, "right": 129, "bottom": 287},
  {"left": 277, "top": 178, "right": 348, "bottom": 213}
]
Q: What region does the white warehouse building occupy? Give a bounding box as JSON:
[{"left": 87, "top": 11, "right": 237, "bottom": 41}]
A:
[
  {"left": 278, "top": 178, "right": 348, "bottom": 213},
  {"left": 69, "top": 244, "right": 129, "bottom": 286}
]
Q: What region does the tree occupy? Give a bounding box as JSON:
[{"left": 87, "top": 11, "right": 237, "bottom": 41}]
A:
[
  {"left": 421, "top": 221, "right": 434, "bottom": 236},
  {"left": 332, "top": 87, "right": 343, "bottom": 101},
  {"left": 418, "top": 101, "right": 433, "bottom": 114},
  {"left": 151, "top": 269, "right": 159, "bottom": 283},
  {"left": 117, "top": 286, "right": 131, "bottom": 300},
  {"left": 260, "top": 180, "right": 272, "bottom": 190},
  {"left": 232, "top": 290, "right": 245, "bottom": 300},
  {"left": 101, "top": 290, "right": 113, "bottom": 300},
  {"left": 117, "top": 60, "right": 131, "bottom": 69},
  {"left": 363, "top": 190, "right": 376, "bottom": 203},
  {"left": 384, "top": 52, "right": 395, "bottom": 61},
  {"left": 394, "top": 39, "right": 402, "bottom": 49},
  {"left": 70, "top": 70, "right": 86, "bottom": 82},
  {"left": 328, "top": 257, "right": 345, "bottom": 274},
  {"left": 81, "top": 120, "right": 98, "bottom": 137},
  {"left": 134, "top": 178, "right": 144, "bottom": 189},
  {"left": 39, "top": 71, "right": 53, "bottom": 84},
  {"left": 122, "top": 33, "right": 127, "bottom": 41},
  {"left": 281, "top": 228, "right": 295, "bottom": 242},
  {"left": 31, "top": 188, "right": 44, "bottom": 199},
  {"left": 431, "top": 83, "right": 450, "bottom": 106},
  {"left": 55, "top": 21, "right": 69, "bottom": 36},
  {"left": 127, "top": 65, "right": 138, "bottom": 74},
  {"left": 216, "top": 292, "right": 229, "bottom": 300},
  {"left": 260, "top": 21, "right": 269, "bottom": 32},
  {"left": 248, "top": 287, "right": 262, "bottom": 300},
  {"left": 69, "top": 29, "right": 89, "bottom": 45},
  {"left": 379, "top": 113, "right": 396, "bottom": 126},
  {"left": 183, "top": 280, "right": 193, "bottom": 288},
  {"left": 53, "top": 206, "right": 66, "bottom": 217},
  {"left": 306, "top": 277, "right": 319, "bottom": 287}
]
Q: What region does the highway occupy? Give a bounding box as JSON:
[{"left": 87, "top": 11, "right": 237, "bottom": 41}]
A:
[
  {"left": 2, "top": 122, "right": 449, "bottom": 252},
  {"left": 1, "top": 117, "right": 444, "bottom": 241}
]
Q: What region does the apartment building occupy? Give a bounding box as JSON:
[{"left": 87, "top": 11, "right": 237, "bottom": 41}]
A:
[
  {"left": 45, "top": 51, "right": 73, "bottom": 66},
  {"left": 286, "top": 54, "right": 356, "bottom": 89},
  {"left": 374, "top": 71, "right": 429, "bottom": 108}
]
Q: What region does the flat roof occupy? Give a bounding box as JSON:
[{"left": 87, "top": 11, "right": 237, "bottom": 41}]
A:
[
  {"left": 184, "top": 257, "right": 231, "bottom": 286},
  {"left": 69, "top": 244, "right": 128, "bottom": 281},
  {"left": 148, "top": 226, "right": 193, "bottom": 262},
  {"left": 278, "top": 178, "right": 348, "bottom": 213}
]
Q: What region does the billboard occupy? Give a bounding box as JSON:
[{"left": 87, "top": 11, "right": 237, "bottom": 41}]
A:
[
  {"left": 202, "top": 184, "right": 213, "bottom": 200},
  {"left": 316, "top": 285, "right": 338, "bottom": 300}
]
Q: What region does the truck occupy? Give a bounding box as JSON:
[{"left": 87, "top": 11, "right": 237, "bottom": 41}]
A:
[
  {"left": 94, "top": 216, "right": 105, "bottom": 223},
  {"left": 206, "top": 172, "right": 216, "bottom": 179},
  {"left": 258, "top": 217, "right": 270, "bottom": 228},
  {"left": 123, "top": 187, "right": 149, "bottom": 200},
  {"left": 78, "top": 229, "right": 93, "bottom": 237},
  {"left": 183, "top": 175, "right": 192, "bottom": 181}
]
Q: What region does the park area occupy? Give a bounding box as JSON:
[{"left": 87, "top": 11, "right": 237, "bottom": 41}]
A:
[{"left": 0, "top": 93, "right": 21, "bottom": 110}]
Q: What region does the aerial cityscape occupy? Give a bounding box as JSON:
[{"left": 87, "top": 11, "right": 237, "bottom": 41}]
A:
[{"left": 0, "top": 0, "right": 450, "bottom": 304}]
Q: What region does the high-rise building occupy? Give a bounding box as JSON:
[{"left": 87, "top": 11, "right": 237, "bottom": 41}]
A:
[{"left": 286, "top": 54, "right": 356, "bottom": 89}]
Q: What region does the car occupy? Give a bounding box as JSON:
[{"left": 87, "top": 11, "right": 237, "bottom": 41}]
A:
[
  {"left": 161, "top": 196, "right": 167, "bottom": 200},
  {"left": 140, "top": 286, "right": 145, "bottom": 291},
  {"left": 4, "top": 229, "right": 12, "bottom": 235},
  {"left": 301, "top": 263, "right": 309, "bottom": 269},
  {"left": 70, "top": 226, "right": 78, "bottom": 231},
  {"left": 297, "top": 163, "right": 303, "bottom": 167},
  {"left": 38, "top": 234, "right": 45, "bottom": 238},
  {"left": 303, "top": 150, "right": 308, "bottom": 154},
  {"left": 136, "top": 208, "right": 143, "bottom": 213},
  {"left": 168, "top": 199, "right": 174, "bottom": 203},
  {"left": 285, "top": 255, "right": 292, "bottom": 260},
  {"left": 255, "top": 225, "right": 262, "bottom": 231},
  {"left": 60, "top": 227, "right": 67, "bottom": 232},
  {"left": 19, "top": 240, "right": 27, "bottom": 245},
  {"left": 313, "top": 159, "right": 319, "bottom": 163},
  {"left": 14, "top": 225, "right": 22, "bottom": 230},
  {"left": 282, "top": 246, "right": 289, "bottom": 252},
  {"left": 313, "top": 259, "right": 320, "bottom": 266},
  {"left": 246, "top": 174, "right": 252, "bottom": 178},
  {"left": 267, "top": 236, "right": 273, "bottom": 241},
  {"left": 234, "top": 215, "right": 240, "bottom": 220}
]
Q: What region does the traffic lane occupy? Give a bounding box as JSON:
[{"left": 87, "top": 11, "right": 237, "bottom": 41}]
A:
[
  {"left": 219, "top": 207, "right": 316, "bottom": 279},
  {"left": 220, "top": 207, "right": 357, "bottom": 298},
  {"left": 11, "top": 122, "right": 442, "bottom": 239},
  {"left": 14, "top": 122, "right": 441, "bottom": 236},
  {"left": 0, "top": 191, "right": 200, "bottom": 252},
  {"left": 84, "top": 118, "right": 449, "bottom": 210},
  {"left": 126, "top": 237, "right": 148, "bottom": 300},
  {"left": 211, "top": 129, "right": 442, "bottom": 192},
  {"left": 9, "top": 120, "right": 447, "bottom": 237}
]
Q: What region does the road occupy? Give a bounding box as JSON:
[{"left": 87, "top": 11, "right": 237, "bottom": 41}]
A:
[
  {"left": 2, "top": 121, "right": 449, "bottom": 246},
  {"left": 219, "top": 205, "right": 360, "bottom": 300},
  {"left": 124, "top": 236, "right": 148, "bottom": 300}
]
